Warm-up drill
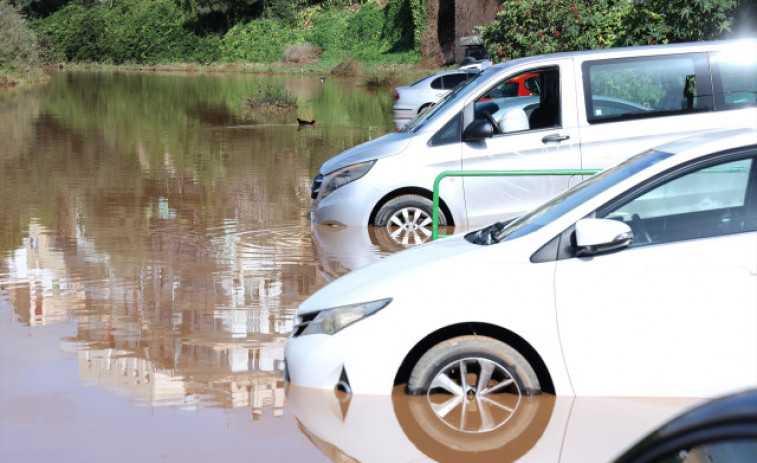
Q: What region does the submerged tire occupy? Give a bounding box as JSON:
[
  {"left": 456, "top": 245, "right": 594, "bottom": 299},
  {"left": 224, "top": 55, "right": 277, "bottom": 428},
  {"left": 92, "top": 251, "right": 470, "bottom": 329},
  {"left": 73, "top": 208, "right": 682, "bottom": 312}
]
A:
[
  {"left": 407, "top": 335, "right": 541, "bottom": 398},
  {"left": 397, "top": 336, "right": 548, "bottom": 461},
  {"left": 374, "top": 195, "right": 447, "bottom": 246}
]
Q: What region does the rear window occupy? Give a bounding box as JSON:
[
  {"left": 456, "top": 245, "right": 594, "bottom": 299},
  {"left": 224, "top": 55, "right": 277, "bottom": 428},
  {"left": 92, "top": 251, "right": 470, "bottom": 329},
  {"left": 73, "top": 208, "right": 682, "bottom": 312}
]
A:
[
  {"left": 583, "top": 53, "right": 712, "bottom": 123},
  {"left": 443, "top": 73, "right": 473, "bottom": 89}
]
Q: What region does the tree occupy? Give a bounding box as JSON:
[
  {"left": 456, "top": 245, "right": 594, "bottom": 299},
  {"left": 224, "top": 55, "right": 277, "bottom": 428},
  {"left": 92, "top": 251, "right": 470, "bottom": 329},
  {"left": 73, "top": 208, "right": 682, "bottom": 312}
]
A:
[
  {"left": 482, "top": 0, "right": 745, "bottom": 63},
  {"left": 0, "top": 0, "right": 39, "bottom": 65}
]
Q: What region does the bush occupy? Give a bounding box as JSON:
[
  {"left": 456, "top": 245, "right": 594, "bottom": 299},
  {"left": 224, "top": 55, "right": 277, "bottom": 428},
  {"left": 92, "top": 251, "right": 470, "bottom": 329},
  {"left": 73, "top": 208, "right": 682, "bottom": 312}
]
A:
[
  {"left": 220, "top": 19, "right": 305, "bottom": 62},
  {"left": 283, "top": 43, "right": 323, "bottom": 64},
  {"left": 244, "top": 83, "right": 298, "bottom": 110},
  {"left": 0, "top": 0, "right": 39, "bottom": 65},
  {"left": 37, "top": 0, "right": 213, "bottom": 64},
  {"left": 330, "top": 57, "right": 362, "bottom": 77},
  {"left": 482, "top": 0, "right": 630, "bottom": 62},
  {"left": 306, "top": 0, "right": 419, "bottom": 64},
  {"left": 620, "top": 0, "right": 739, "bottom": 45},
  {"left": 482, "top": 0, "right": 743, "bottom": 62}
]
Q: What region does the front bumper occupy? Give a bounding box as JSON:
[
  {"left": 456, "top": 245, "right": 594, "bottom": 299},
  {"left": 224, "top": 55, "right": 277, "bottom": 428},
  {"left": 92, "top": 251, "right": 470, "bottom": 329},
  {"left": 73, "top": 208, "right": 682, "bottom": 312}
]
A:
[
  {"left": 309, "top": 180, "right": 380, "bottom": 227},
  {"left": 284, "top": 316, "right": 404, "bottom": 395}
]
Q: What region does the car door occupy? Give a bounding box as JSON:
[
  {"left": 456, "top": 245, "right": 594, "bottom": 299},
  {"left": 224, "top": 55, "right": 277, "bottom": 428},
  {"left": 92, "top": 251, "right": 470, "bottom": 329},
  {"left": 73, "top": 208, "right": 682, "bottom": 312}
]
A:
[
  {"left": 461, "top": 60, "right": 582, "bottom": 227},
  {"left": 553, "top": 152, "right": 757, "bottom": 398}
]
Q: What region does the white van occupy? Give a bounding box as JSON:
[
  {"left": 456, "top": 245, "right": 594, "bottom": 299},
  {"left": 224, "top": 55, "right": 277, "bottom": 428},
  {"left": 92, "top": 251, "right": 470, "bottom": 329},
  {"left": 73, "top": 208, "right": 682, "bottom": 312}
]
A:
[{"left": 309, "top": 39, "right": 757, "bottom": 237}]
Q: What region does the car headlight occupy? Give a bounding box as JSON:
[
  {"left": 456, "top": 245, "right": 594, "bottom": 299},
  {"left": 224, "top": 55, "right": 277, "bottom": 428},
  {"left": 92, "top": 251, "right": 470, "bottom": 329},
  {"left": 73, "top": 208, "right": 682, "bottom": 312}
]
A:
[
  {"left": 300, "top": 298, "right": 392, "bottom": 336},
  {"left": 320, "top": 160, "right": 375, "bottom": 200}
]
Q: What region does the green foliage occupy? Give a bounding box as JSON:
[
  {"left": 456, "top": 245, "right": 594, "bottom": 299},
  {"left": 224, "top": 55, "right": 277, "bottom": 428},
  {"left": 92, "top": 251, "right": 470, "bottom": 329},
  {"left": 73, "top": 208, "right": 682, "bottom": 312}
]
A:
[
  {"left": 40, "top": 3, "right": 109, "bottom": 62},
  {"left": 306, "top": 0, "right": 419, "bottom": 64},
  {"left": 482, "top": 0, "right": 630, "bottom": 62},
  {"left": 177, "top": 0, "right": 263, "bottom": 26},
  {"left": 37, "top": 0, "right": 220, "bottom": 64},
  {"left": 483, "top": 0, "right": 743, "bottom": 62},
  {"left": 7, "top": 0, "right": 72, "bottom": 19},
  {"left": 409, "top": 0, "right": 426, "bottom": 50},
  {"left": 621, "top": 0, "right": 739, "bottom": 45},
  {"left": 220, "top": 19, "right": 305, "bottom": 62},
  {"left": 0, "top": 0, "right": 40, "bottom": 64},
  {"left": 261, "top": 0, "right": 297, "bottom": 26}
]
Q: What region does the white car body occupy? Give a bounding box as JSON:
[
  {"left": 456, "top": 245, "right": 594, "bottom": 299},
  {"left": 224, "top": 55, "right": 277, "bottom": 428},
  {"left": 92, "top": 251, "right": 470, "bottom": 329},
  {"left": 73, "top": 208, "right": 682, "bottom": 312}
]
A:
[
  {"left": 391, "top": 69, "right": 477, "bottom": 130},
  {"left": 286, "top": 128, "right": 757, "bottom": 398}
]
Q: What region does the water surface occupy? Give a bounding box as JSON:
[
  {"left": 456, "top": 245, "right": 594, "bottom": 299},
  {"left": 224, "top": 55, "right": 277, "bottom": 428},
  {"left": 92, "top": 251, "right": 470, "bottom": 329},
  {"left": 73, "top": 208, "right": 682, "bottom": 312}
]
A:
[{"left": 0, "top": 70, "right": 702, "bottom": 462}]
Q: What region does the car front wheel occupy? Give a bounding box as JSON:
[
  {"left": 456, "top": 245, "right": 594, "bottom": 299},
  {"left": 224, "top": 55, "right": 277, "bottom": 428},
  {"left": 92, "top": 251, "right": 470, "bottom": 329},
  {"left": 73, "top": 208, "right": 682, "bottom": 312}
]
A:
[
  {"left": 406, "top": 336, "right": 541, "bottom": 432},
  {"left": 374, "top": 195, "right": 447, "bottom": 246}
]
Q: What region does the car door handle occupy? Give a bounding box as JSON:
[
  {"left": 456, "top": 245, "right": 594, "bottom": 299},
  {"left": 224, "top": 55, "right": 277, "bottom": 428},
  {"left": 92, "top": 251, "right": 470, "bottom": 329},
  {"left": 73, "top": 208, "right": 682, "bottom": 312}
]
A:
[{"left": 542, "top": 134, "right": 570, "bottom": 144}]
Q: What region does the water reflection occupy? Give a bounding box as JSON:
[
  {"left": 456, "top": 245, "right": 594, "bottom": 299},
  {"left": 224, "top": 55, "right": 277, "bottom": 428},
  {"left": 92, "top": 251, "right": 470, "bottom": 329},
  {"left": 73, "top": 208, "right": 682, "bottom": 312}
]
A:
[
  {"left": 310, "top": 224, "right": 458, "bottom": 282},
  {"left": 288, "top": 385, "right": 702, "bottom": 463},
  {"left": 0, "top": 71, "right": 401, "bottom": 420}
]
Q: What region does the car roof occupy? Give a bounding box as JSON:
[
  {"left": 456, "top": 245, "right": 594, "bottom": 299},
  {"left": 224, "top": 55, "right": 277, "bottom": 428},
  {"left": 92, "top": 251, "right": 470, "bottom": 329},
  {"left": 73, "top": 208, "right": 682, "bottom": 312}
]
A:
[
  {"left": 652, "top": 128, "right": 757, "bottom": 161},
  {"left": 488, "top": 38, "right": 757, "bottom": 72}
]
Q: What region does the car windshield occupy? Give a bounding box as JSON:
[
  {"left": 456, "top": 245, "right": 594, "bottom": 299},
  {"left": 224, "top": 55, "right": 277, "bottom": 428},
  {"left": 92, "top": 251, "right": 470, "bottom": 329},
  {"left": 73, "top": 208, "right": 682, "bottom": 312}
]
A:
[
  {"left": 489, "top": 149, "right": 676, "bottom": 243},
  {"left": 400, "top": 70, "right": 488, "bottom": 133}
]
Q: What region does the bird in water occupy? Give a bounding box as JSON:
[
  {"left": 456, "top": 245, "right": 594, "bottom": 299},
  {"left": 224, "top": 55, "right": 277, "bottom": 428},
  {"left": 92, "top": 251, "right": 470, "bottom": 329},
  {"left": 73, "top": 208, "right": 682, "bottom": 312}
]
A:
[{"left": 297, "top": 118, "right": 316, "bottom": 126}]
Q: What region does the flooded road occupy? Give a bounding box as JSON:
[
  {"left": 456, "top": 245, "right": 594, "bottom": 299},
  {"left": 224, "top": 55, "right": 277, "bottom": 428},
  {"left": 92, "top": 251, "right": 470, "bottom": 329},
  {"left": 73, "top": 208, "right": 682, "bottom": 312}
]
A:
[{"left": 1, "top": 71, "right": 702, "bottom": 462}]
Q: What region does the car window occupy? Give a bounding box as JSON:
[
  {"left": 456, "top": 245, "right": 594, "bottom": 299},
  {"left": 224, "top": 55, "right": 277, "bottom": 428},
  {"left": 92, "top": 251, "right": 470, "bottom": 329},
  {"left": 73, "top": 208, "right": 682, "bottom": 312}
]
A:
[
  {"left": 490, "top": 149, "right": 675, "bottom": 243},
  {"left": 583, "top": 53, "right": 712, "bottom": 123},
  {"left": 444, "top": 73, "right": 472, "bottom": 89},
  {"left": 711, "top": 48, "right": 757, "bottom": 109},
  {"left": 599, "top": 155, "right": 755, "bottom": 246},
  {"left": 430, "top": 77, "right": 444, "bottom": 90},
  {"left": 400, "top": 70, "right": 491, "bottom": 133},
  {"left": 474, "top": 68, "right": 559, "bottom": 134},
  {"left": 651, "top": 438, "right": 757, "bottom": 463}
]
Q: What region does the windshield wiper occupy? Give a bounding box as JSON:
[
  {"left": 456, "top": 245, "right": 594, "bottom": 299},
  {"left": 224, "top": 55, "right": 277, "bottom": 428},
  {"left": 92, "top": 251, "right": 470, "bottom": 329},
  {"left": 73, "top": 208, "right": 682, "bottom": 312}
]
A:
[{"left": 466, "top": 219, "right": 513, "bottom": 245}]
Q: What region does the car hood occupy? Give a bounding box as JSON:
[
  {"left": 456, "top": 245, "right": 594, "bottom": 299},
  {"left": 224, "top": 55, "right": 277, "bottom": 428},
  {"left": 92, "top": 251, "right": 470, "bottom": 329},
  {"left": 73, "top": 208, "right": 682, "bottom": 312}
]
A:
[
  {"left": 319, "top": 131, "right": 414, "bottom": 175},
  {"left": 298, "top": 234, "right": 486, "bottom": 315}
]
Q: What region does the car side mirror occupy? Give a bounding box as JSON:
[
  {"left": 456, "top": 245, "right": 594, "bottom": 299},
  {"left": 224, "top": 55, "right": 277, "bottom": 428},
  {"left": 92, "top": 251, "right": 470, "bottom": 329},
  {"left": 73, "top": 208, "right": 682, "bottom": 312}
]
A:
[
  {"left": 574, "top": 218, "right": 633, "bottom": 257},
  {"left": 463, "top": 118, "right": 494, "bottom": 141}
]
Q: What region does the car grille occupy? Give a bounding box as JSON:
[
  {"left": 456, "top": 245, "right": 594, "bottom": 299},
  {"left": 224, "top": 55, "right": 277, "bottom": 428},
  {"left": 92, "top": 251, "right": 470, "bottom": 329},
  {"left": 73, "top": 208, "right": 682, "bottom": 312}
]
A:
[
  {"left": 310, "top": 174, "right": 323, "bottom": 200},
  {"left": 292, "top": 312, "right": 318, "bottom": 337}
]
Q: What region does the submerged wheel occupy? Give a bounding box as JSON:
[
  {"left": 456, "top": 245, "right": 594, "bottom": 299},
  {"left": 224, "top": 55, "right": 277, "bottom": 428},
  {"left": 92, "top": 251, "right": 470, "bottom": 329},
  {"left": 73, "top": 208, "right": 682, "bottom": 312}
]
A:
[
  {"left": 374, "top": 195, "right": 447, "bottom": 246},
  {"left": 407, "top": 336, "right": 541, "bottom": 433},
  {"left": 395, "top": 336, "right": 550, "bottom": 461}
]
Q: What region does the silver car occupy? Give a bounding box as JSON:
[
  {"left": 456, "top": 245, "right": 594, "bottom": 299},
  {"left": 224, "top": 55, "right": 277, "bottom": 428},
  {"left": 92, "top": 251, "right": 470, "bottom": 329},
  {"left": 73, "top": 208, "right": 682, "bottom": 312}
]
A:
[
  {"left": 391, "top": 69, "right": 477, "bottom": 131},
  {"left": 311, "top": 40, "right": 757, "bottom": 243}
]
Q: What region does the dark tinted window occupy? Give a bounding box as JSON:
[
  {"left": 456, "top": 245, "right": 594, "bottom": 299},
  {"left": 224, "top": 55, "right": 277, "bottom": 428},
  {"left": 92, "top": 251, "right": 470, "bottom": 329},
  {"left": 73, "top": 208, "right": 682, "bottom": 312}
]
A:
[
  {"left": 652, "top": 439, "right": 757, "bottom": 463},
  {"left": 430, "top": 77, "right": 444, "bottom": 90},
  {"left": 430, "top": 112, "right": 462, "bottom": 146},
  {"left": 583, "top": 53, "right": 712, "bottom": 123},
  {"left": 443, "top": 73, "right": 472, "bottom": 89}
]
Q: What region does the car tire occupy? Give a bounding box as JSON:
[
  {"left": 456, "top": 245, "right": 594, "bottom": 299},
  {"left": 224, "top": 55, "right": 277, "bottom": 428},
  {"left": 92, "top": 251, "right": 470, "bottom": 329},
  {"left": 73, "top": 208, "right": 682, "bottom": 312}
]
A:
[
  {"left": 396, "top": 336, "right": 549, "bottom": 461},
  {"left": 407, "top": 336, "right": 541, "bottom": 397},
  {"left": 374, "top": 195, "right": 447, "bottom": 246}
]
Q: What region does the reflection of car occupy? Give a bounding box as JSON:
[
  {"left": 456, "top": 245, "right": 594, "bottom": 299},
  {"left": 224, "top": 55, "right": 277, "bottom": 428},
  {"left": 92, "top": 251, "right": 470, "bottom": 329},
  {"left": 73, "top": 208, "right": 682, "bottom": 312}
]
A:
[
  {"left": 287, "top": 129, "right": 757, "bottom": 402},
  {"left": 613, "top": 389, "right": 757, "bottom": 463},
  {"left": 392, "top": 69, "right": 478, "bottom": 131},
  {"left": 287, "top": 384, "right": 705, "bottom": 463}
]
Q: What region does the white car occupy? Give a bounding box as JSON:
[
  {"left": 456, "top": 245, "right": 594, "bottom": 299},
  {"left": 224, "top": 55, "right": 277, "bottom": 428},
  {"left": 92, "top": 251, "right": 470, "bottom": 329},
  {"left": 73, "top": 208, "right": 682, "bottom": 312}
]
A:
[
  {"left": 392, "top": 69, "right": 477, "bottom": 130},
  {"left": 286, "top": 129, "right": 757, "bottom": 402}
]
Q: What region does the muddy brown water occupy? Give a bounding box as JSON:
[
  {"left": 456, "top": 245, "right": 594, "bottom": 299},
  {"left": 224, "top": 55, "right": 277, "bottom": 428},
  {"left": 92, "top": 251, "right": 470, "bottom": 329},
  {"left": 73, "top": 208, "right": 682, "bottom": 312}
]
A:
[{"left": 0, "top": 71, "right": 701, "bottom": 462}]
